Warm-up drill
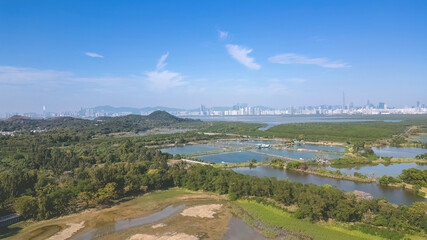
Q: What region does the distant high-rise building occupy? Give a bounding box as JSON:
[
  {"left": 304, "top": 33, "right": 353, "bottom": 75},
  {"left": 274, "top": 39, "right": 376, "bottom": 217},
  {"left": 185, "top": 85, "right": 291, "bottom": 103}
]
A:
[
  {"left": 200, "top": 104, "right": 207, "bottom": 115},
  {"left": 417, "top": 101, "right": 420, "bottom": 108},
  {"left": 378, "top": 102, "right": 385, "bottom": 109},
  {"left": 342, "top": 92, "right": 346, "bottom": 110}
]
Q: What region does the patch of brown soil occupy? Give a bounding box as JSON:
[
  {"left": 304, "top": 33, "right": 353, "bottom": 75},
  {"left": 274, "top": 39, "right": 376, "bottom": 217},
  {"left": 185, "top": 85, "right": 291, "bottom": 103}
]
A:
[
  {"left": 128, "top": 232, "right": 198, "bottom": 240},
  {"left": 180, "top": 204, "right": 222, "bottom": 218},
  {"left": 46, "top": 221, "right": 84, "bottom": 240}
]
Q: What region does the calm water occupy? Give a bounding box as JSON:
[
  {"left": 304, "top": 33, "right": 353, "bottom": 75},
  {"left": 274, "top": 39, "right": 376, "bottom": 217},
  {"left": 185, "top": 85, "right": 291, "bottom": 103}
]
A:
[
  {"left": 161, "top": 145, "right": 220, "bottom": 155},
  {"left": 223, "top": 217, "right": 268, "bottom": 240},
  {"left": 233, "top": 166, "right": 426, "bottom": 205},
  {"left": 254, "top": 148, "right": 342, "bottom": 160},
  {"left": 217, "top": 140, "right": 278, "bottom": 147},
  {"left": 410, "top": 133, "right": 427, "bottom": 143},
  {"left": 71, "top": 205, "right": 185, "bottom": 240},
  {"left": 191, "top": 147, "right": 343, "bottom": 163},
  {"left": 328, "top": 163, "right": 427, "bottom": 178},
  {"left": 295, "top": 144, "right": 345, "bottom": 153},
  {"left": 373, "top": 146, "right": 427, "bottom": 158},
  {"left": 197, "top": 151, "right": 268, "bottom": 163}
]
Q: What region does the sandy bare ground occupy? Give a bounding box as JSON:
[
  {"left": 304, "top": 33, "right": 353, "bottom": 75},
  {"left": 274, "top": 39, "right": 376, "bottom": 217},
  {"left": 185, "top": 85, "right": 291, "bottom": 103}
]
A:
[
  {"left": 151, "top": 223, "right": 167, "bottom": 229},
  {"left": 46, "top": 221, "right": 85, "bottom": 240},
  {"left": 128, "top": 233, "right": 198, "bottom": 240},
  {"left": 180, "top": 204, "right": 222, "bottom": 218}
]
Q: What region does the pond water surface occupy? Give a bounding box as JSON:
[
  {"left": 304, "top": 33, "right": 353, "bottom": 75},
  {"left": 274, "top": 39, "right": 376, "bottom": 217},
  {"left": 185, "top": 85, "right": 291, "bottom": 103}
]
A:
[
  {"left": 409, "top": 133, "right": 427, "bottom": 143},
  {"left": 372, "top": 146, "right": 427, "bottom": 158},
  {"left": 254, "top": 148, "right": 342, "bottom": 161},
  {"left": 295, "top": 144, "right": 345, "bottom": 153},
  {"left": 71, "top": 205, "right": 185, "bottom": 240},
  {"left": 197, "top": 151, "right": 268, "bottom": 164},
  {"left": 328, "top": 163, "right": 427, "bottom": 178},
  {"left": 161, "top": 145, "right": 220, "bottom": 155},
  {"left": 233, "top": 166, "right": 426, "bottom": 205},
  {"left": 222, "top": 217, "right": 268, "bottom": 240}
]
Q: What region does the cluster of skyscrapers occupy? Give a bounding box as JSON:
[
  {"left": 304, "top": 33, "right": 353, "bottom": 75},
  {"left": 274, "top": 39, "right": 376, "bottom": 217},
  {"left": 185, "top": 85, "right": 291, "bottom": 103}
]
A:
[{"left": 1, "top": 101, "right": 426, "bottom": 120}]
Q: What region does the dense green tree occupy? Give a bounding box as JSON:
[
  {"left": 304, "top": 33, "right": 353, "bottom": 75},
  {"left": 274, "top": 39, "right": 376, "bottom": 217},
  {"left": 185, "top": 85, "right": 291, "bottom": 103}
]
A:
[{"left": 14, "top": 196, "right": 38, "bottom": 219}]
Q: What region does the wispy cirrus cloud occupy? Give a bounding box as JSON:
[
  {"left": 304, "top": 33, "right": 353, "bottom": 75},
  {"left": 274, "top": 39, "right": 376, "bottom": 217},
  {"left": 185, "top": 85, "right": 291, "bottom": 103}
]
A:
[
  {"left": 0, "top": 66, "right": 123, "bottom": 85},
  {"left": 145, "top": 53, "right": 187, "bottom": 91},
  {"left": 0, "top": 66, "right": 72, "bottom": 83},
  {"left": 268, "top": 53, "right": 349, "bottom": 68},
  {"left": 218, "top": 30, "right": 228, "bottom": 40},
  {"left": 85, "top": 52, "right": 104, "bottom": 58},
  {"left": 226, "top": 44, "right": 261, "bottom": 70}
]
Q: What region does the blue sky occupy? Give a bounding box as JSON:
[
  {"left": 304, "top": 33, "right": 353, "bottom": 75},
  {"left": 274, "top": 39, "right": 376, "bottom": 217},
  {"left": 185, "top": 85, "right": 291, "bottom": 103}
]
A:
[{"left": 0, "top": 0, "right": 426, "bottom": 112}]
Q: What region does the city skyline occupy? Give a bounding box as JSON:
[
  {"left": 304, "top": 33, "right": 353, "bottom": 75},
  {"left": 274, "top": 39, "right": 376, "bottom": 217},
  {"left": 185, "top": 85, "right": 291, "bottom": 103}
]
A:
[
  {"left": 1, "top": 1, "right": 427, "bottom": 113},
  {"left": 1, "top": 99, "right": 426, "bottom": 119}
]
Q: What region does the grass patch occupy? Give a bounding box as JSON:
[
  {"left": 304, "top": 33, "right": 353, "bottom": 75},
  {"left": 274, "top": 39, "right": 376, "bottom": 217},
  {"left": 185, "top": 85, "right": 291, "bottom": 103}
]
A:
[
  {"left": 236, "top": 199, "right": 384, "bottom": 240},
  {"left": 264, "top": 121, "right": 407, "bottom": 143}
]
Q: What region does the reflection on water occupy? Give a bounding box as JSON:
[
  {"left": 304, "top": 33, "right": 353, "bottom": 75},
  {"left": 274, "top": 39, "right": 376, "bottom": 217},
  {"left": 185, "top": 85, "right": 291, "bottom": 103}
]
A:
[
  {"left": 196, "top": 148, "right": 342, "bottom": 163},
  {"left": 373, "top": 146, "right": 427, "bottom": 158},
  {"left": 254, "top": 148, "right": 342, "bottom": 161},
  {"left": 161, "top": 145, "right": 220, "bottom": 155},
  {"left": 216, "top": 140, "right": 278, "bottom": 147},
  {"left": 410, "top": 133, "right": 427, "bottom": 143},
  {"left": 223, "top": 217, "right": 268, "bottom": 240},
  {"left": 233, "top": 166, "right": 426, "bottom": 205},
  {"left": 71, "top": 205, "right": 185, "bottom": 240},
  {"left": 295, "top": 144, "right": 345, "bottom": 153},
  {"left": 328, "top": 163, "right": 427, "bottom": 178},
  {"left": 197, "top": 151, "right": 268, "bottom": 163}
]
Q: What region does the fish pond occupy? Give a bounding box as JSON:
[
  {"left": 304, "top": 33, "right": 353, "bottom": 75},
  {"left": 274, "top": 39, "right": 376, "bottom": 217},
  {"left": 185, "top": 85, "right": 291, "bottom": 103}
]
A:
[
  {"left": 254, "top": 148, "right": 342, "bottom": 161},
  {"left": 233, "top": 166, "right": 426, "bottom": 205},
  {"left": 162, "top": 141, "right": 345, "bottom": 162},
  {"left": 196, "top": 151, "right": 268, "bottom": 164},
  {"left": 161, "top": 145, "right": 220, "bottom": 155},
  {"left": 328, "top": 163, "right": 427, "bottom": 178},
  {"left": 372, "top": 146, "right": 427, "bottom": 158},
  {"left": 409, "top": 133, "right": 427, "bottom": 143}
]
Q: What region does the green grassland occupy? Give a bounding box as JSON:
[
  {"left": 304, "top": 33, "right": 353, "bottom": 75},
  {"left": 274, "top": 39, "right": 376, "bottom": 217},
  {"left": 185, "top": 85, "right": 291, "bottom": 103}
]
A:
[
  {"left": 202, "top": 115, "right": 427, "bottom": 143},
  {"left": 264, "top": 121, "right": 407, "bottom": 142},
  {"left": 235, "top": 199, "right": 421, "bottom": 240}
]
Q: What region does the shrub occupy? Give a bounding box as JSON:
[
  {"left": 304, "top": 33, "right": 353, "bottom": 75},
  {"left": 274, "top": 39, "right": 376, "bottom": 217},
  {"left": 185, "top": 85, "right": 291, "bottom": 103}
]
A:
[{"left": 14, "top": 195, "right": 38, "bottom": 219}]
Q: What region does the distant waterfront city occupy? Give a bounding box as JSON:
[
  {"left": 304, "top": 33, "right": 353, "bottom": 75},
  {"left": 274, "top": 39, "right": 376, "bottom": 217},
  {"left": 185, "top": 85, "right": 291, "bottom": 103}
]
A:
[{"left": 1, "top": 100, "right": 426, "bottom": 119}]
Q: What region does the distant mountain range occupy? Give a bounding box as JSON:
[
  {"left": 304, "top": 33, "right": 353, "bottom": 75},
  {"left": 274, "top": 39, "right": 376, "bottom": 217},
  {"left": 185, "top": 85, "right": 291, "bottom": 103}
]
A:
[
  {"left": 78, "top": 105, "right": 191, "bottom": 115},
  {"left": 0, "top": 111, "right": 201, "bottom": 133},
  {"left": 79, "top": 105, "right": 275, "bottom": 114}
]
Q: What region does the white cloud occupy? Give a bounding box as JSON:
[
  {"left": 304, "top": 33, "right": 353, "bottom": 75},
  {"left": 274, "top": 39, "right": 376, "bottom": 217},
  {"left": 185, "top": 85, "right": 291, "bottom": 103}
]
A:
[
  {"left": 0, "top": 66, "right": 122, "bottom": 85},
  {"left": 145, "top": 53, "right": 187, "bottom": 90},
  {"left": 0, "top": 66, "right": 72, "bottom": 83},
  {"left": 226, "top": 44, "right": 261, "bottom": 70},
  {"left": 156, "top": 52, "right": 169, "bottom": 70},
  {"left": 268, "top": 53, "right": 349, "bottom": 68},
  {"left": 85, "top": 52, "right": 104, "bottom": 58},
  {"left": 218, "top": 30, "right": 228, "bottom": 40}
]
